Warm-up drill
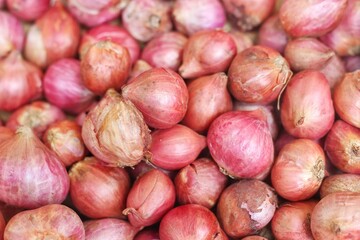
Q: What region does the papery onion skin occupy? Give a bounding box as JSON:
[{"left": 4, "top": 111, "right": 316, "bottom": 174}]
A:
[
  {"left": 258, "top": 15, "right": 288, "bottom": 54},
  {"left": 271, "top": 201, "right": 317, "bottom": 240},
  {"left": 0, "top": 127, "right": 14, "bottom": 144},
  {"left": 6, "top": 0, "right": 50, "bottom": 21},
  {"left": 81, "top": 40, "right": 131, "bottom": 95},
  {"left": 311, "top": 192, "right": 360, "bottom": 239},
  {"left": 174, "top": 158, "right": 228, "bottom": 209},
  {"left": 280, "top": 70, "right": 334, "bottom": 139},
  {"left": 207, "top": 110, "right": 274, "bottom": 179},
  {"left": 217, "top": 180, "right": 277, "bottom": 238},
  {"left": 228, "top": 45, "right": 292, "bottom": 105},
  {"left": 123, "top": 169, "right": 175, "bottom": 227},
  {"left": 84, "top": 219, "right": 140, "bottom": 240},
  {"left": 44, "top": 58, "right": 95, "bottom": 114},
  {"left": 271, "top": 139, "right": 326, "bottom": 201},
  {"left": 159, "top": 204, "right": 226, "bottom": 240},
  {"left": 122, "top": 68, "right": 189, "bottom": 129},
  {"left": 134, "top": 228, "right": 160, "bottom": 240},
  {"left": 179, "top": 30, "right": 237, "bottom": 79},
  {"left": 122, "top": 0, "right": 172, "bottom": 42},
  {"left": 320, "top": 174, "right": 360, "bottom": 199},
  {"left": 344, "top": 56, "right": 360, "bottom": 72},
  {"left": 333, "top": 71, "right": 360, "bottom": 128},
  {"left": 79, "top": 24, "right": 140, "bottom": 64},
  {"left": 182, "top": 72, "right": 233, "bottom": 133},
  {"left": 0, "top": 51, "right": 42, "bottom": 112},
  {"left": 149, "top": 124, "right": 207, "bottom": 170},
  {"left": 4, "top": 204, "right": 85, "bottom": 240},
  {"left": 279, "top": 0, "right": 348, "bottom": 37},
  {"left": 0, "top": 11, "right": 24, "bottom": 58},
  {"left": 172, "top": 0, "right": 226, "bottom": 36},
  {"left": 324, "top": 120, "right": 360, "bottom": 174},
  {"left": 82, "top": 89, "right": 151, "bottom": 167}
]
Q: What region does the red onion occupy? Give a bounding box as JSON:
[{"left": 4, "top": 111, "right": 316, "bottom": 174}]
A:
[
  {"left": 179, "top": 30, "right": 237, "bottom": 79},
  {"left": 122, "top": 68, "right": 189, "bottom": 129},
  {"left": 274, "top": 130, "right": 296, "bottom": 154},
  {"left": 172, "top": 0, "right": 226, "bottom": 35},
  {"left": 279, "top": 0, "right": 348, "bottom": 37},
  {"left": 0, "top": 127, "right": 69, "bottom": 209},
  {"left": 82, "top": 89, "right": 151, "bottom": 167},
  {"left": 122, "top": 0, "right": 172, "bottom": 42},
  {"left": 66, "top": 0, "right": 127, "bottom": 27},
  {"left": 344, "top": 56, "right": 360, "bottom": 72},
  {"left": 319, "top": 54, "right": 346, "bottom": 90},
  {"left": 241, "top": 237, "right": 268, "bottom": 240},
  {"left": 271, "top": 139, "right": 326, "bottom": 201},
  {"left": 271, "top": 201, "right": 317, "bottom": 240},
  {"left": 44, "top": 58, "right": 95, "bottom": 114},
  {"left": 333, "top": 71, "right": 360, "bottom": 128},
  {"left": 0, "top": 127, "right": 14, "bottom": 143},
  {"left": 207, "top": 110, "right": 274, "bottom": 179},
  {"left": 123, "top": 169, "right": 175, "bottom": 227},
  {"left": 0, "top": 0, "right": 3, "bottom": 8},
  {"left": 160, "top": 204, "right": 226, "bottom": 240},
  {"left": 69, "top": 157, "right": 131, "bottom": 219},
  {"left": 79, "top": 24, "right": 140, "bottom": 64},
  {"left": 228, "top": 45, "right": 292, "bottom": 104},
  {"left": 81, "top": 40, "right": 131, "bottom": 95},
  {"left": 0, "top": 202, "right": 23, "bottom": 223},
  {"left": 141, "top": 32, "right": 187, "bottom": 71},
  {"left": 311, "top": 192, "right": 360, "bottom": 239},
  {"left": 148, "top": 124, "right": 207, "bottom": 170},
  {"left": 320, "top": 174, "right": 360, "bottom": 198},
  {"left": 84, "top": 218, "right": 140, "bottom": 240},
  {"left": 0, "top": 11, "right": 24, "bottom": 58},
  {"left": 4, "top": 204, "right": 84, "bottom": 239},
  {"left": 182, "top": 72, "right": 233, "bottom": 133},
  {"left": 0, "top": 51, "right": 42, "bottom": 111},
  {"left": 280, "top": 70, "right": 334, "bottom": 139},
  {"left": 6, "top": 0, "right": 50, "bottom": 21},
  {"left": 174, "top": 158, "right": 228, "bottom": 209},
  {"left": 284, "top": 38, "right": 335, "bottom": 72},
  {"left": 129, "top": 161, "right": 176, "bottom": 181},
  {"left": 134, "top": 228, "right": 159, "bottom": 240},
  {"left": 42, "top": 120, "right": 85, "bottom": 167},
  {"left": 217, "top": 180, "right": 277, "bottom": 238},
  {"left": 229, "top": 30, "right": 254, "bottom": 53},
  {"left": 222, "top": 0, "right": 275, "bottom": 31},
  {"left": 324, "top": 120, "right": 360, "bottom": 174},
  {"left": 258, "top": 15, "right": 288, "bottom": 54},
  {"left": 129, "top": 60, "right": 152, "bottom": 81},
  {"left": 320, "top": 0, "right": 360, "bottom": 56}
]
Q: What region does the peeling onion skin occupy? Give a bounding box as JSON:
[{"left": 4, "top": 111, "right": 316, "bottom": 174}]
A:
[
  {"left": 4, "top": 204, "right": 85, "bottom": 240},
  {"left": 320, "top": 174, "right": 360, "bottom": 199},
  {"left": 217, "top": 180, "right": 277, "bottom": 239},
  {"left": 81, "top": 89, "right": 151, "bottom": 167},
  {"left": 311, "top": 192, "right": 360, "bottom": 240}
]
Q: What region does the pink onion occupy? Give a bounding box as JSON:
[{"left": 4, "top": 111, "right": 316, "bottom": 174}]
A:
[
  {"left": 241, "top": 237, "right": 268, "bottom": 240},
  {"left": 179, "top": 30, "right": 237, "bottom": 79},
  {"left": 0, "top": 51, "right": 42, "bottom": 111},
  {"left": 123, "top": 169, "right": 176, "bottom": 227},
  {"left": 0, "top": 0, "right": 3, "bottom": 8},
  {"left": 228, "top": 30, "right": 254, "bottom": 53},
  {"left": 122, "top": 0, "right": 172, "bottom": 42},
  {"left": 82, "top": 89, "right": 151, "bottom": 167},
  {"left": 6, "top": 0, "right": 50, "bottom": 21},
  {"left": 122, "top": 68, "right": 189, "bottom": 129},
  {"left": 258, "top": 15, "right": 288, "bottom": 54},
  {"left": 279, "top": 0, "right": 348, "bottom": 37},
  {"left": 129, "top": 60, "right": 153, "bottom": 82},
  {"left": 207, "top": 110, "right": 274, "bottom": 179},
  {"left": 344, "top": 56, "right": 360, "bottom": 72},
  {"left": 320, "top": 174, "right": 360, "bottom": 198},
  {"left": 129, "top": 161, "right": 177, "bottom": 181},
  {"left": 0, "top": 127, "right": 69, "bottom": 209},
  {"left": 217, "top": 179, "right": 277, "bottom": 238},
  {"left": 0, "top": 127, "right": 14, "bottom": 144},
  {"left": 280, "top": 70, "right": 334, "bottom": 139},
  {"left": 4, "top": 204, "right": 84, "bottom": 239},
  {"left": 0, "top": 11, "right": 24, "bottom": 58},
  {"left": 172, "top": 0, "right": 226, "bottom": 36},
  {"left": 182, "top": 72, "right": 233, "bottom": 133},
  {"left": 274, "top": 130, "right": 296, "bottom": 154},
  {"left": 134, "top": 228, "right": 159, "bottom": 240},
  {"left": 319, "top": 54, "right": 346, "bottom": 90},
  {"left": 44, "top": 58, "right": 95, "bottom": 114}
]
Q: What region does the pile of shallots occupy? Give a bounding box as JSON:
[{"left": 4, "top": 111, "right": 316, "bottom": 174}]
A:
[{"left": 0, "top": 0, "right": 359, "bottom": 239}]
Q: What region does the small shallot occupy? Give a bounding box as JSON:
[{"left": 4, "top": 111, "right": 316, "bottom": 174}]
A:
[{"left": 258, "top": 15, "right": 288, "bottom": 54}]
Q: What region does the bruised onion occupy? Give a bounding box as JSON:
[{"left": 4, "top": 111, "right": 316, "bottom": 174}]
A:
[
  {"left": 148, "top": 124, "right": 207, "bottom": 170},
  {"left": 6, "top": 0, "right": 50, "bottom": 21},
  {"left": 0, "top": 51, "right": 42, "bottom": 111},
  {"left": 4, "top": 204, "right": 84, "bottom": 239},
  {"left": 271, "top": 139, "right": 326, "bottom": 201},
  {"left": 182, "top": 72, "right": 233, "bottom": 133},
  {"left": 229, "top": 45, "right": 292, "bottom": 104},
  {"left": 0, "top": 11, "right": 24, "bottom": 58},
  {"left": 258, "top": 15, "right": 288, "bottom": 54},
  {"left": 217, "top": 180, "right": 277, "bottom": 238},
  {"left": 174, "top": 158, "right": 228, "bottom": 209},
  {"left": 280, "top": 70, "right": 334, "bottom": 139},
  {"left": 179, "top": 30, "right": 237, "bottom": 79},
  {"left": 123, "top": 169, "right": 175, "bottom": 227},
  {"left": 0, "top": 127, "right": 14, "bottom": 143},
  {"left": 82, "top": 89, "right": 151, "bottom": 167},
  {"left": 69, "top": 157, "right": 131, "bottom": 219},
  {"left": 207, "top": 110, "right": 274, "bottom": 179},
  {"left": 0, "top": 127, "right": 69, "bottom": 209},
  {"left": 81, "top": 40, "right": 131, "bottom": 95},
  {"left": 122, "top": 68, "right": 189, "bottom": 129},
  {"left": 320, "top": 174, "right": 360, "bottom": 198}
]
